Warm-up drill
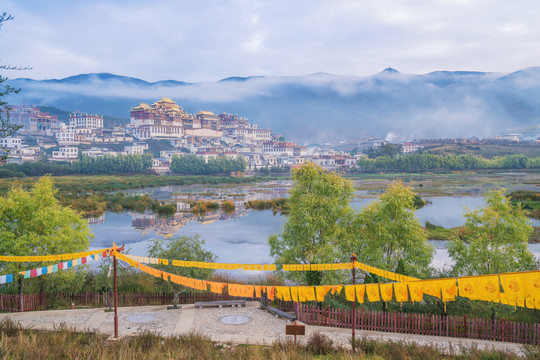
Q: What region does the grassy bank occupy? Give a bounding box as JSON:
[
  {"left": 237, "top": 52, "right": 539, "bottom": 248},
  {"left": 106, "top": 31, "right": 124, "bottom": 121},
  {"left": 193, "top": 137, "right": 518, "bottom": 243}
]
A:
[
  {"left": 0, "top": 318, "right": 536, "bottom": 360},
  {"left": 0, "top": 174, "right": 272, "bottom": 194}
]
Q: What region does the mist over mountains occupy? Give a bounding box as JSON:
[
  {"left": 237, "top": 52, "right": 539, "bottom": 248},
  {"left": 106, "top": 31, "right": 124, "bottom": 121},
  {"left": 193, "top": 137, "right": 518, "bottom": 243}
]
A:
[{"left": 7, "top": 67, "right": 540, "bottom": 143}]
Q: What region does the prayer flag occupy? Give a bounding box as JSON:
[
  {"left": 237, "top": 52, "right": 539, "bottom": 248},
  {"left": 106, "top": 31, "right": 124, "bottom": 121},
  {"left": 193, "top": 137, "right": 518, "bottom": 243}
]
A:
[
  {"left": 344, "top": 285, "right": 356, "bottom": 302},
  {"left": 440, "top": 279, "right": 457, "bottom": 302},
  {"left": 366, "top": 284, "right": 380, "bottom": 302},
  {"left": 394, "top": 282, "right": 409, "bottom": 302},
  {"left": 408, "top": 282, "right": 424, "bottom": 302},
  {"left": 380, "top": 283, "right": 393, "bottom": 302},
  {"left": 355, "top": 285, "right": 365, "bottom": 303},
  {"left": 290, "top": 287, "right": 299, "bottom": 302}
]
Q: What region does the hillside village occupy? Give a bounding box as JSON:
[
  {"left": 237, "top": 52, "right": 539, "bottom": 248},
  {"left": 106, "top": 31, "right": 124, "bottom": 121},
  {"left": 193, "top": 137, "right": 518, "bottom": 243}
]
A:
[{"left": 2, "top": 98, "right": 358, "bottom": 173}]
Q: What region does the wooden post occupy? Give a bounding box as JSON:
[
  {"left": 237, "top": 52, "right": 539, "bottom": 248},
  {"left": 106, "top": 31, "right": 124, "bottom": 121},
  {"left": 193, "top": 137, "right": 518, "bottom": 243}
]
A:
[
  {"left": 113, "top": 248, "right": 118, "bottom": 338},
  {"left": 351, "top": 253, "right": 357, "bottom": 351}
]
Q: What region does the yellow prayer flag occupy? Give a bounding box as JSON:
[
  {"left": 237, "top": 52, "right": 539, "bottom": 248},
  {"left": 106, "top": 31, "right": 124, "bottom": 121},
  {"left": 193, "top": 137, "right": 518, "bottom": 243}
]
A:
[
  {"left": 380, "top": 283, "right": 393, "bottom": 302},
  {"left": 523, "top": 272, "right": 540, "bottom": 299},
  {"left": 317, "top": 264, "right": 325, "bottom": 271},
  {"left": 439, "top": 279, "right": 458, "bottom": 302},
  {"left": 291, "top": 264, "right": 298, "bottom": 271},
  {"left": 255, "top": 286, "right": 265, "bottom": 298},
  {"left": 256, "top": 265, "right": 263, "bottom": 271},
  {"left": 344, "top": 285, "right": 356, "bottom": 302},
  {"left": 297, "top": 287, "right": 307, "bottom": 302},
  {"left": 525, "top": 297, "right": 535, "bottom": 309},
  {"left": 324, "top": 264, "right": 331, "bottom": 271},
  {"left": 249, "top": 265, "right": 256, "bottom": 271},
  {"left": 500, "top": 273, "right": 527, "bottom": 303},
  {"left": 339, "top": 263, "right": 347, "bottom": 270},
  {"left": 305, "top": 286, "right": 316, "bottom": 301},
  {"left": 243, "top": 265, "right": 249, "bottom": 270},
  {"left": 458, "top": 278, "right": 479, "bottom": 300},
  {"left": 211, "top": 263, "right": 217, "bottom": 269},
  {"left": 269, "top": 264, "right": 276, "bottom": 271},
  {"left": 304, "top": 264, "right": 310, "bottom": 271},
  {"left": 332, "top": 284, "right": 343, "bottom": 295},
  {"left": 332, "top": 264, "right": 339, "bottom": 270},
  {"left": 535, "top": 298, "right": 540, "bottom": 310},
  {"left": 355, "top": 285, "right": 365, "bottom": 303},
  {"left": 475, "top": 275, "right": 500, "bottom": 302},
  {"left": 277, "top": 286, "right": 291, "bottom": 301},
  {"left": 263, "top": 264, "right": 270, "bottom": 271},
  {"left": 267, "top": 287, "right": 275, "bottom": 301},
  {"left": 423, "top": 280, "right": 441, "bottom": 299},
  {"left": 223, "top": 264, "right": 231, "bottom": 270},
  {"left": 290, "top": 287, "right": 299, "bottom": 302},
  {"left": 366, "top": 284, "right": 380, "bottom": 302},
  {"left": 283, "top": 265, "right": 290, "bottom": 271},
  {"left": 394, "top": 283, "right": 409, "bottom": 302},
  {"left": 408, "top": 282, "right": 424, "bottom": 302},
  {"left": 315, "top": 286, "right": 331, "bottom": 302}
]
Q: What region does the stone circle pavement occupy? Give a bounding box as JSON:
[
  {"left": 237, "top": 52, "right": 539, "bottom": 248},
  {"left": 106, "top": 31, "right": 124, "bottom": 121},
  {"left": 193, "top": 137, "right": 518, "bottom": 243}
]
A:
[{"left": 0, "top": 301, "right": 525, "bottom": 354}]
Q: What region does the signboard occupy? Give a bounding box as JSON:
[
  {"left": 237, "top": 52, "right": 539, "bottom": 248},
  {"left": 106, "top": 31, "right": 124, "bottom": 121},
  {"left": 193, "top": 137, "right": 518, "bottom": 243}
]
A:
[{"left": 286, "top": 323, "right": 305, "bottom": 336}]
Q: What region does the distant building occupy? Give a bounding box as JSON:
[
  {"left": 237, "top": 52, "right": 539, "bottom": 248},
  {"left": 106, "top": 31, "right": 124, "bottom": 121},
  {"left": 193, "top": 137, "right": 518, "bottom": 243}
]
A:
[
  {"left": 124, "top": 143, "right": 148, "bottom": 155},
  {"left": 51, "top": 146, "right": 79, "bottom": 161},
  {"left": 128, "top": 98, "right": 187, "bottom": 140},
  {"left": 7, "top": 105, "right": 58, "bottom": 134},
  {"left": 0, "top": 136, "right": 22, "bottom": 149},
  {"left": 402, "top": 142, "right": 423, "bottom": 154},
  {"left": 69, "top": 112, "right": 103, "bottom": 129}
]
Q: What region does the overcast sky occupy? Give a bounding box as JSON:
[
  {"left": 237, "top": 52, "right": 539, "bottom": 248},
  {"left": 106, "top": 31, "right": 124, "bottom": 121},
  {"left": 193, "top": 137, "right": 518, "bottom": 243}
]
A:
[{"left": 1, "top": 0, "right": 539, "bottom": 82}]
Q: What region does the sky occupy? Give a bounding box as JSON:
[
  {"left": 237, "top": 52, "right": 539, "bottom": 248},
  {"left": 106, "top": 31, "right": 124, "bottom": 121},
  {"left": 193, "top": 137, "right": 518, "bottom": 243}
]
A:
[{"left": 1, "top": 0, "right": 540, "bottom": 82}]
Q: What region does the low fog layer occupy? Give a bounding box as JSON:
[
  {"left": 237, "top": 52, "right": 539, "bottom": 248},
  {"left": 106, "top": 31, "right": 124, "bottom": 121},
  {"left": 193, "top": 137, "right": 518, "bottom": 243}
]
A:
[{"left": 7, "top": 68, "right": 540, "bottom": 142}]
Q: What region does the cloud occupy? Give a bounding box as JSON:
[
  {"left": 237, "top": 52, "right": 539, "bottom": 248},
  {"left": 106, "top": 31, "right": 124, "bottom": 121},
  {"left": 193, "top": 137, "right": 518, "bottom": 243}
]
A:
[{"left": 2, "top": 0, "right": 540, "bottom": 83}]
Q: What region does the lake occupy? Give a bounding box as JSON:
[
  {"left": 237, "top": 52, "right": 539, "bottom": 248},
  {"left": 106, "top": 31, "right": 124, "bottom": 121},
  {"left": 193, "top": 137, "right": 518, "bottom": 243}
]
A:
[{"left": 89, "top": 182, "right": 540, "bottom": 275}]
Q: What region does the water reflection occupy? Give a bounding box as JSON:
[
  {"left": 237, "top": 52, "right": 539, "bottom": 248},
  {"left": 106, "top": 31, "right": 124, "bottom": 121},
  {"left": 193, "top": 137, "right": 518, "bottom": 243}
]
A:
[{"left": 90, "top": 181, "right": 539, "bottom": 277}]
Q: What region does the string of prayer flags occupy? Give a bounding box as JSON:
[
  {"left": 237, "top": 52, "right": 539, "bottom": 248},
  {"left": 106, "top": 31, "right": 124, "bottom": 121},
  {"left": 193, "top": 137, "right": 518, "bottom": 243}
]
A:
[{"left": 0, "top": 249, "right": 109, "bottom": 263}]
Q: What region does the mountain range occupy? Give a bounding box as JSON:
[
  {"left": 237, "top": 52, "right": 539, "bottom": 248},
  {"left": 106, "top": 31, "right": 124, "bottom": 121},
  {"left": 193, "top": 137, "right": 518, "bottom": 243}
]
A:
[{"left": 7, "top": 67, "right": 540, "bottom": 143}]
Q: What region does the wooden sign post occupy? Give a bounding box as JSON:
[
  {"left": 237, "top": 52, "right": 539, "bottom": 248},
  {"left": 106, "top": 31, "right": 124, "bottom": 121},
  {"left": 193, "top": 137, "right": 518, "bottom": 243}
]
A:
[{"left": 286, "top": 321, "right": 305, "bottom": 345}]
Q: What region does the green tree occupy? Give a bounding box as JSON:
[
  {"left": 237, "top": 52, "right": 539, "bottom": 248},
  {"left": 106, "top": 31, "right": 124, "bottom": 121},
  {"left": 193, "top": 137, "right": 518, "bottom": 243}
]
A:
[
  {"left": 352, "top": 180, "right": 433, "bottom": 278},
  {"left": 0, "top": 176, "right": 93, "bottom": 292},
  {"left": 268, "top": 162, "right": 355, "bottom": 285},
  {"left": 147, "top": 235, "right": 216, "bottom": 291},
  {"left": 448, "top": 188, "right": 536, "bottom": 276}
]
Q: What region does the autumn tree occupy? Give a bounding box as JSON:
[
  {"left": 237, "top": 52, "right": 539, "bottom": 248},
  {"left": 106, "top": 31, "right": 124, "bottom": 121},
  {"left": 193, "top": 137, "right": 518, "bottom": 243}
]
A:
[{"left": 448, "top": 188, "right": 536, "bottom": 276}]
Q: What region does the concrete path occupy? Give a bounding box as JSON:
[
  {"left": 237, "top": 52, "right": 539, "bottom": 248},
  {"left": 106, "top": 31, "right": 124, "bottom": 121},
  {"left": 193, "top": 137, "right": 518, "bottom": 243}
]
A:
[{"left": 0, "top": 302, "right": 525, "bottom": 355}]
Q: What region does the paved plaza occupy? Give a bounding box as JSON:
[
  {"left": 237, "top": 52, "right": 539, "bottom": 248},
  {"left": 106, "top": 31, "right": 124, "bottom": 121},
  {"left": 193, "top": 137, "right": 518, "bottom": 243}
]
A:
[{"left": 0, "top": 302, "right": 525, "bottom": 354}]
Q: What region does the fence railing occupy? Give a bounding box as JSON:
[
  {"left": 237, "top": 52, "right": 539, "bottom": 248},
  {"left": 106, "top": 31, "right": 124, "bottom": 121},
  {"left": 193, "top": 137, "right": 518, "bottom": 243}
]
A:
[
  {"left": 2, "top": 292, "right": 538, "bottom": 345},
  {"left": 294, "top": 303, "right": 540, "bottom": 345}
]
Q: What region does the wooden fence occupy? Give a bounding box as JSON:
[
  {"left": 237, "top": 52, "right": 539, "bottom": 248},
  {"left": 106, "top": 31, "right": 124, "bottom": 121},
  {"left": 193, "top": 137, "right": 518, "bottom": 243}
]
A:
[
  {"left": 294, "top": 303, "right": 540, "bottom": 345},
  {"left": 2, "top": 292, "right": 538, "bottom": 345}
]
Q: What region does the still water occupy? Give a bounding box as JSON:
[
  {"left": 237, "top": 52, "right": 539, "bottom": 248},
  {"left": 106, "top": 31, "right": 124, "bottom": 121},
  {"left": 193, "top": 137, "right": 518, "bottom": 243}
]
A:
[{"left": 89, "top": 183, "right": 540, "bottom": 273}]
